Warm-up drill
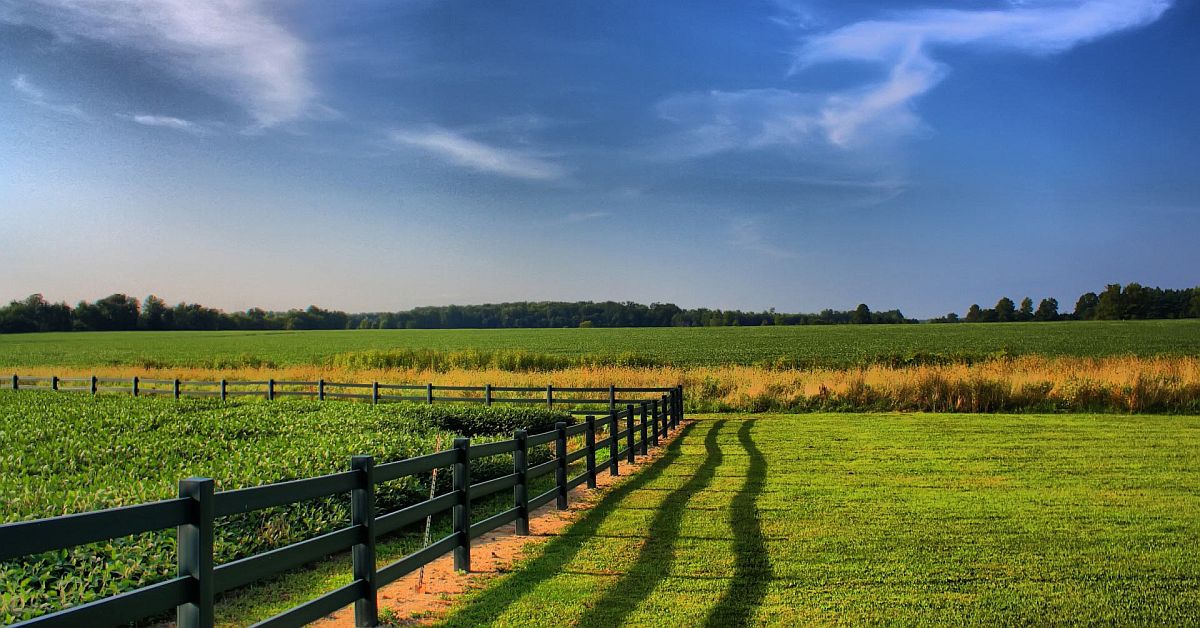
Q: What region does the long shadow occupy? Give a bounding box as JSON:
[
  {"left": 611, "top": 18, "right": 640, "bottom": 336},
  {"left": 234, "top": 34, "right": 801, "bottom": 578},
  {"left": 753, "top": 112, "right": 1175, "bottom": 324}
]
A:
[
  {"left": 703, "top": 419, "right": 772, "bottom": 627},
  {"left": 438, "top": 421, "right": 704, "bottom": 627},
  {"left": 575, "top": 420, "right": 726, "bottom": 627}
]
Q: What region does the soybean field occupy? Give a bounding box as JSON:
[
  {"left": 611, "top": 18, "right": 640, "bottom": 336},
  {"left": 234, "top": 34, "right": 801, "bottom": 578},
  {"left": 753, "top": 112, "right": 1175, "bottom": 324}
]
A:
[
  {"left": 2, "top": 320, "right": 1199, "bottom": 370},
  {"left": 0, "top": 391, "right": 571, "bottom": 625}
]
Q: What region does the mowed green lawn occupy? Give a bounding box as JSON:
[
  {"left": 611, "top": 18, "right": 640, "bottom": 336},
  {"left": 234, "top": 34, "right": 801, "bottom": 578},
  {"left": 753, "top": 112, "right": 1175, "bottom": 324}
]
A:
[
  {"left": 2, "top": 320, "right": 1199, "bottom": 368},
  {"left": 439, "top": 414, "right": 1200, "bottom": 626}
]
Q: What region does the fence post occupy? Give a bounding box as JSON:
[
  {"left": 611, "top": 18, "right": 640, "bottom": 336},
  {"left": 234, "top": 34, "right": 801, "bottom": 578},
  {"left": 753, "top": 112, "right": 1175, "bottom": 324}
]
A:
[
  {"left": 675, "top": 386, "right": 684, "bottom": 427},
  {"left": 52, "top": 375, "right": 58, "bottom": 391},
  {"left": 177, "top": 477, "right": 214, "bottom": 628},
  {"left": 452, "top": 438, "right": 471, "bottom": 572},
  {"left": 609, "top": 411, "right": 621, "bottom": 476},
  {"left": 661, "top": 394, "right": 670, "bottom": 438},
  {"left": 608, "top": 385, "right": 616, "bottom": 415},
  {"left": 10, "top": 374, "right": 16, "bottom": 391},
  {"left": 555, "top": 422, "right": 568, "bottom": 509},
  {"left": 650, "top": 400, "right": 660, "bottom": 447},
  {"left": 220, "top": 379, "right": 227, "bottom": 402},
  {"left": 426, "top": 383, "right": 434, "bottom": 405},
  {"left": 662, "top": 394, "right": 670, "bottom": 436},
  {"left": 639, "top": 403, "right": 649, "bottom": 456},
  {"left": 483, "top": 383, "right": 491, "bottom": 406},
  {"left": 546, "top": 384, "right": 553, "bottom": 409},
  {"left": 514, "top": 429, "right": 529, "bottom": 535},
  {"left": 317, "top": 379, "right": 325, "bottom": 401},
  {"left": 351, "top": 455, "right": 378, "bottom": 627},
  {"left": 267, "top": 379, "right": 274, "bottom": 401},
  {"left": 91, "top": 375, "right": 97, "bottom": 396},
  {"left": 657, "top": 395, "right": 665, "bottom": 438},
  {"left": 132, "top": 376, "right": 138, "bottom": 397},
  {"left": 626, "top": 406, "right": 636, "bottom": 464},
  {"left": 676, "top": 389, "right": 682, "bottom": 427},
  {"left": 174, "top": 379, "right": 181, "bottom": 400},
  {"left": 585, "top": 416, "right": 597, "bottom": 489},
  {"left": 372, "top": 381, "right": 379, "bottom": 405}
]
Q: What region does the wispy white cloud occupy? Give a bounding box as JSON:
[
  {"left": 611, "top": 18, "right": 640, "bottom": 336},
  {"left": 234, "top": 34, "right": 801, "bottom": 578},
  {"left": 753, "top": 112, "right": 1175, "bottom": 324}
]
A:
[
  {"left": 1, "top": 0, "right": 314, "bottom": 128},
  {"left": 10, "top": 73, "right": 87, "bottom": 120},
  {"left": 729, "top": 216, "right": 795, "bottom": 260},
  {"left": 121, "top": 113, "right": 204, "bottom": 134},
  {"left": 11, "top": 74, "right": 45, "bottom": 100},
  {"left": 389, "top": 126, "right": 567, "bottom": 181},
  {"left": 766, "top": 0, "right": 819, "bottom": 31},
  {"left": 656, "top": 88, "right": 825, "bottom": 158},
  {"left": 661, "top": 0, "right": 1171, "bottom": 154},
  {"left": 795, "top": 0, "right": 1171, "bottom": 146},
  {"left": 564, "top": 210, "right": 609, "bottom": 223}
]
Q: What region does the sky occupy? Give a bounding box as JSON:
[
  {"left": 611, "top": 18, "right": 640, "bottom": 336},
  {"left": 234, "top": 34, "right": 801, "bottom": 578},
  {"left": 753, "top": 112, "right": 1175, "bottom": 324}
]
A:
[{"left": 1, "top": 0, "right": 1197, "bottom": 318}]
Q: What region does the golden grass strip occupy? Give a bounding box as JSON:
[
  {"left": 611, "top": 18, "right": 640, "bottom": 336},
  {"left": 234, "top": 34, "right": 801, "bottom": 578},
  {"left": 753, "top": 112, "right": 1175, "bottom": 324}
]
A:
[{"left": 6, "top": 355, "right": 1200, "bottom": 414}]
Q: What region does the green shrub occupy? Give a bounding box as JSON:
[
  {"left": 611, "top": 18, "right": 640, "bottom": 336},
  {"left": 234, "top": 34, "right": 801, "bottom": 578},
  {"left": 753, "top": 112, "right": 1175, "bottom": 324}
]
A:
[{"left": 394, "top": 403, "right": 572, "bottom": 436}]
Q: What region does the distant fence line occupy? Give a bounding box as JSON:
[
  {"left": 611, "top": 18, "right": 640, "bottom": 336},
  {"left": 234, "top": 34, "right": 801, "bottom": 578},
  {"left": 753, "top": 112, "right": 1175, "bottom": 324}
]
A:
[
  {"left": 6, "top": 373, "right": 678, "bottom": 415},
  {"left": 0, "top": 383, "right": 684, "bottom": 628}
]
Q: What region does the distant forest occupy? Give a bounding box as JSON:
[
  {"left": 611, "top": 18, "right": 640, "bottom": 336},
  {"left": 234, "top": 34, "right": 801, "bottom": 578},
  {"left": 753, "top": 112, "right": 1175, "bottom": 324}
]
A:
[
  {"left": 0, "top": 295, "right": 910, "bottom": 333},
  {"left": 0, "top": 282, "right": 1196, "bottom": 333},
  {"left": 931, "top": 283, "right": 1200, "bottom": 323}
]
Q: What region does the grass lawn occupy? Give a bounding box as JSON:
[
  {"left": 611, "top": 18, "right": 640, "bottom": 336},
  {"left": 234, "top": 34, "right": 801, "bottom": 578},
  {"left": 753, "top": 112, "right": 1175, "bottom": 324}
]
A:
[{"left": 438, "top": 413, "right": 1200, "bottom": 626}]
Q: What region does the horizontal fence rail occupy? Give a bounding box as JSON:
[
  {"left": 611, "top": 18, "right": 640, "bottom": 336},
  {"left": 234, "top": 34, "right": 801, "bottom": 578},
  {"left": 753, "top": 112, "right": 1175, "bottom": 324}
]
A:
[
  {"left": 1, "top": 386, "right": 684, "bottom": 628},
  {"left": 6, "top": 374, "right": 677, "bottom": 414}
]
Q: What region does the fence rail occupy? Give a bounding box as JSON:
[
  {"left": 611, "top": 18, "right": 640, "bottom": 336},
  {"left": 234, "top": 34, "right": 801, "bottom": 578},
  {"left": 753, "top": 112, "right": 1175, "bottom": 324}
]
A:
[
  {"left": 0, "top": 385, "right": 684, "bottom": 628},
  {"left": 6, "top": 374, "right": 677, "bottom": 414}
]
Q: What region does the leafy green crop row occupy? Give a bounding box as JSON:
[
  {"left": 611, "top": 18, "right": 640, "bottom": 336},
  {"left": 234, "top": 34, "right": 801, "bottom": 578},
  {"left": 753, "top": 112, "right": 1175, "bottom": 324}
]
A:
[{"left": 0, "top": 391, "right": 572, "bottom": 623}]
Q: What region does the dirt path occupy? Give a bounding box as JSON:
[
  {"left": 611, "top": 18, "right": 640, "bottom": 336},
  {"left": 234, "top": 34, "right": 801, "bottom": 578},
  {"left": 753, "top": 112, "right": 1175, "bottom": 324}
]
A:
[{"left": 312, "top": 430, "right": 683, "bottom": 627}]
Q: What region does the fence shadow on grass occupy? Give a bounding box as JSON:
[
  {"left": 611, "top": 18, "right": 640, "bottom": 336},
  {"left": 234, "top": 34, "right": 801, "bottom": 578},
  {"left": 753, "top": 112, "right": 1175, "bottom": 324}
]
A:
[
  {"left": 437, "top": 421, "right": 703, "bottom": 627},
  {"left": 703, "top": 418, "right": 772, "bottom": 627},
  {"left": 574, "top": 419, "right": 726, "bottom": 628}
]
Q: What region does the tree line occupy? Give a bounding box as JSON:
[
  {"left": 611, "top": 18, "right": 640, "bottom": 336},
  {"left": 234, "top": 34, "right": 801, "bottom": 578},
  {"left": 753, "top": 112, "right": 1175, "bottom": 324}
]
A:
[
  {"left": 3, "top": 282, "right": 1193, "bottom": 333},
  {"left": 930, "top": 283, "right": 1200, "bottom": 323},
  {"left": 0, "top": 294, "right": 915, "bottom": 333}
]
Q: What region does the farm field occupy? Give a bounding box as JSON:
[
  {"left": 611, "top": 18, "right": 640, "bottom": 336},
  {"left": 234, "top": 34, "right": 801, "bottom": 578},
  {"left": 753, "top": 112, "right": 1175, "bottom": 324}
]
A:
[
  {"left": 440, "top": 413, "right": 1200, "bottom": 626},
  {"left": 0, "top": 391, "right": 575, "bottom": 625},
  {"left": 5, "top": 320, "right": 1200, "bottom": 414},
  {"left": 2, "top": 320, "right": 1200, "bottom": 370}
]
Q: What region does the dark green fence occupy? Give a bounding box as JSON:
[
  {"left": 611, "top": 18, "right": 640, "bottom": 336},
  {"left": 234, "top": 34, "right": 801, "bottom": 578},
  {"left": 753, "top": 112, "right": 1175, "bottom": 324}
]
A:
[
  {"left": 0, "top": 386, "right": 684, "bottom": 627},
  {"left": 7, "top": 375, "right": 671, "bottom": 415}
]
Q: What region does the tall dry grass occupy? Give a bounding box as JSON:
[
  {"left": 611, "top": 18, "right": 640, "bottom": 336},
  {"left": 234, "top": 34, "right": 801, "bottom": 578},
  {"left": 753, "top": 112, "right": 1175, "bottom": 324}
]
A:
[{"left": 8, "top": 355, "right": 1200, "bottom": 414}]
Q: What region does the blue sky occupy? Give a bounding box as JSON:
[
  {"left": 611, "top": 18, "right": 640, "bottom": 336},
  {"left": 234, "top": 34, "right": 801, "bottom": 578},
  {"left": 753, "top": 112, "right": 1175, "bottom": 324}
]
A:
[{"left": 1, "top": 0, "right": 1197, "bottom": 318}]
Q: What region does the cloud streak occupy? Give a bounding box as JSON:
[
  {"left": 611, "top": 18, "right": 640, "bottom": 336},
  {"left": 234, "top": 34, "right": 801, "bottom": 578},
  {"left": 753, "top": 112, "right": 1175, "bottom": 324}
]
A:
[
  {"left": 661, "top": 1, "right": 1171, "bottom": 155},
  {"left": 1, "top": 0, "right": 313, "bottom": 128},
  {"left": 389, "top": 127, "right": 567, "bottom": 181},
  {"left": 11, "top": 74, "right": 45, "bottom": 101},
  {"left": 564, "top": 211, "right": 609, "bottom": 223},
  {"left": 729, "top": 216, "right": 795, "bottom": 260},
  {"left": 123, "top": 113, "right": 204, "bottom": 134},
  {"left": 796, "top": 0, "right": 1171, "bottom": 146},
  {"left": 10, "top": 73, "right": 87, "bottom": 119}
]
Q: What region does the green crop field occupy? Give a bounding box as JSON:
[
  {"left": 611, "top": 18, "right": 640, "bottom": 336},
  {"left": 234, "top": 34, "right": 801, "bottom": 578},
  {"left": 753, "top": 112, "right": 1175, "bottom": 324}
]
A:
[
  {"left": 0, "top": 391, "right": 572, "bottom": 624},
  {"left": 2, "top": 319, "right": 1199, "bottom": 370},
  {"left": 441, "top": 413, "right": 1200, "bottom": 626}
]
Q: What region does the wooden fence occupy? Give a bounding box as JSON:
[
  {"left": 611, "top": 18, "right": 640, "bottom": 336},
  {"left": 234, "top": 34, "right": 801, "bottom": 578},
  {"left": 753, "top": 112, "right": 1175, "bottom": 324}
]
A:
[
  {"left": 7, "top": 374, "right": 674, "bottom": 415},
  {"left": 0, "top": 385, "right": 684, "bottom": 627}
]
